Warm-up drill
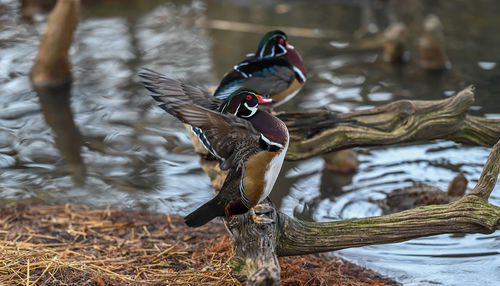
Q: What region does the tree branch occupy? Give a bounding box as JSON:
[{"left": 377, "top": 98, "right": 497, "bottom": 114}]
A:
[
  {"left": 276, "top": 140, "right": 500, "bottom": 257},
  {"left": 470, "top": 139, "right": 500, "bottom": 200},
  {"left": 279, "top": 86, "right": 500, "bottom": 160},
  {"left": 276, "top": 195, "right": 500, "bottom": 256}
]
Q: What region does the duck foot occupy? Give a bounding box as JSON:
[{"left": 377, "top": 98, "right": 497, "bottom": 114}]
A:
[{"left": 249, "top": 203, "right": 274, "bottom": 224}]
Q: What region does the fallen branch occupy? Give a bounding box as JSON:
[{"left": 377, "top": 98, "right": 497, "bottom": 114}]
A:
[
  {"left": 275, "top": 140, "right": 500, "bottom": 256},
  {"left": 279, "top": 86, "right": 500, "bottom": 160}
]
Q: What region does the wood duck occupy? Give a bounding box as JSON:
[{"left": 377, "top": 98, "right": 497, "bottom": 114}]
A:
[
  {"left": 371, "top": 173, "right": 468, "bottom": 215},
  {"left": 213, "top": 30, "right": 307, "bottom": 107},
  {"left": 139, "top": 69, "right": 289, "bottom": 227}
]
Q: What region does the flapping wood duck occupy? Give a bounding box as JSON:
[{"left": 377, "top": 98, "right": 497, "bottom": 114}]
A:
[
  {"left": 140, "top": 69, "right": 288, "bottom": 227},
  {"left": 213, "top": 30, "right": 307, "bottom": 106}
]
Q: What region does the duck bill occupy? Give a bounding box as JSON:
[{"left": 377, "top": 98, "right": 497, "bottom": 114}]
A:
[{"left": 256, "top": 95, "right": 274, "bottom": 105}]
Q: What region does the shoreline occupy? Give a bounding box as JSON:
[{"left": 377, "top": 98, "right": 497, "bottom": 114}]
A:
[{"left": 0, "top": 203, "right": 399, "bottom": 285}]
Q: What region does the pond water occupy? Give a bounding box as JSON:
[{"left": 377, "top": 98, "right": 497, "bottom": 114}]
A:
[{"left": 1, "top": 0, "right": 499, "bottom": 285}]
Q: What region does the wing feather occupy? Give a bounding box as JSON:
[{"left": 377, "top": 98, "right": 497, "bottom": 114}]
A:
[
  {"left": 139, "top": 68, "right": 222, "bottom": 111},
  {"left": 156, "top": 97, "right": 262, "bottom": 169},
  {"left": 214, "top": 57, "right": 295, "bottom": 100}
]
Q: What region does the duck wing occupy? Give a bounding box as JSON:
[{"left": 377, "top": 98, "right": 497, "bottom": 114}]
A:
[
  {"left": 154, "top": 97, "right": 262, "bottom": 170},
  {"left": 139, "top": 68, "right": 222, "bottom": 111},
  {"left": 214, "top": 57, "right": 296, "bottom": 100}
]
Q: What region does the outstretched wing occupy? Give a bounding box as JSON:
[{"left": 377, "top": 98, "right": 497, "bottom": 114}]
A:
[
  {"left": 155, "top": 97, "right": 261, "bottom": 170},
  {"left": 139, "top": 68, "right": 223, "bottom": 111},
  {"left": 214, "top": 57, "right": 296, "bottom": 100}
]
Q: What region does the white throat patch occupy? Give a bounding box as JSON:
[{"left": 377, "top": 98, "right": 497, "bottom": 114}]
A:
[{"left": 240, "top": 102, "right": 258, "bottom": 118}]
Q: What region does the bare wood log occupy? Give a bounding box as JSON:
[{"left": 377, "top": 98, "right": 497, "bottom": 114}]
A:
[
  {"left": 470, "top": 137, "right": 500, "bottom": 200},
  {"left": 276, "top": 196, "right": 499, "bottom": 256},
  {"left": 279, "top": 86, "right": 500, "bottom": 160},
  {"left": 227, "top": 200, "right": 280, "bottom": 285},
  {"left": 448, "top": 115, "right": 500, "bottom": 148},
  {"left": 276, "top": 139, "right": 500, "bottom": 256}
]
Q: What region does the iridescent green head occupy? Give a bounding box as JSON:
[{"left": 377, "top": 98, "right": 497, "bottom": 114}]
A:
[
  {"left": 219, "top": 89, "right": 273, "bottom": 118},
  {"left": 256, "top": 30, "right": 288, "bottom": 58}
]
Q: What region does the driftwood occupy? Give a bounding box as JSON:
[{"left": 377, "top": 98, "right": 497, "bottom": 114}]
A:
[
  {"left": 278, "top": 86, "right": 500, "bottom": 160},
  {"left": 190, "top": 87, "right": 500, "bottom": 285}
]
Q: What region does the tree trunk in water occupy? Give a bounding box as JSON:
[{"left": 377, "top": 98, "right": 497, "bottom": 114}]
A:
[{"left": 31, "top": 0, "right": 85, "bottom": 184}]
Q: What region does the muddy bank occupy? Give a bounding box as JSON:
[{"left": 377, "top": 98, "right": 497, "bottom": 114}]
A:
[{"left": 0, "top": 203, "right": 398, "bottom": 285}]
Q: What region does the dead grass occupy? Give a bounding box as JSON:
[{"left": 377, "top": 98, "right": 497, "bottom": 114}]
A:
[{"left": 0, "top": 203, "right": 398, "bottom": 285}]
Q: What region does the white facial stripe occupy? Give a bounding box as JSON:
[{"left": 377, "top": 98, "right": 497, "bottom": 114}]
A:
[
  {"left": 240, "top": 102, "right": 258, "bottom": 118},
  {"left": 263, "top": 44, "right": 287, "bottom": 58},
  {"left": 234, "top": 62, "right": 249, "bottom": 78},
  {"left": 293, "top": 66, "right": 306, "bottom": 82},
  {"left": 233, "top": 103, "right": 241, "bottom": 116},
  {"left": 260, "top": 134, "right": 284, "bottom": 149},
  {"left": 260, "top": 35, "right": 287, "bottom": 58},
  {"left": 275, "top": 44, "right": 287, "bottom": 57}
]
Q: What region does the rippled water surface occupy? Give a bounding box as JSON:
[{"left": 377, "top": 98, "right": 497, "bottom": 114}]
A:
[{"left": 1, "top": 0, "right": 499, "bottom": 285}]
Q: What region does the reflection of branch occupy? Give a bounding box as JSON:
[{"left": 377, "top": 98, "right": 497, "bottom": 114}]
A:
[{"left": 278, "top": 86, "right": 500, "bottom": 160}]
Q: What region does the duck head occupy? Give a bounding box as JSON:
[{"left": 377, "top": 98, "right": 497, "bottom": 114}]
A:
[
  {"left": 256, "top": 30, "right": 289, "bottom": 58},
  {"left": 219, "top": 89, "right": 272, "bottom": 118},
  {"left": 256, "top": 30, "right": 307, "bottom": 81}
]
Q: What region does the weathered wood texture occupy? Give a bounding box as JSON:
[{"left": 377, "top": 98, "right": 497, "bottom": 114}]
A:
[
  {"left": 226, "top": 200, "right": 280, "bottom": 286},
  {"left": 276, "top": 139, "right": 500, "bottom": 256},
  {"left": 279, "top": 86, "right": 500, "bottom": 160},
  {"left": 277, "top": 192, "right": 499, "bottom": 256}
]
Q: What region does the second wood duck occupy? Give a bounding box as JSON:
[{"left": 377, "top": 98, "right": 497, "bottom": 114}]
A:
[
  {"left": 139, "top": 69, "right": 289, "bottom": 227},
  {"left": 213, "top": 30, "right": 307, "bottom": 107}
]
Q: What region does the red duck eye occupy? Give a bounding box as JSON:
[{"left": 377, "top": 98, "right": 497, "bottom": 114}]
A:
[
  {"left": 246, "top": 95, "right": 252, "bottom": 101},
  {"left": 279, "top": 38, "right": 285, "bottom": 44}
]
